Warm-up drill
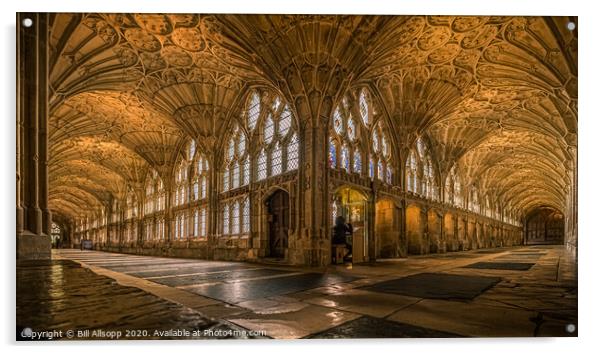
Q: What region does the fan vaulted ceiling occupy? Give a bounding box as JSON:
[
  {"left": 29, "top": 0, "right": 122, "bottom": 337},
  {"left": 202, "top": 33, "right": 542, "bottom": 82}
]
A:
[{"left": 47, "top": 14, "right": 577, "bottom": 220}]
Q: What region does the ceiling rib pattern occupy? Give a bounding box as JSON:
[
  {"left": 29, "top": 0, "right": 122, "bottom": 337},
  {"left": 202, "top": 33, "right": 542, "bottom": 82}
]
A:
[{"left": 46, "top": 14, "right": 577, "bottom": 220}]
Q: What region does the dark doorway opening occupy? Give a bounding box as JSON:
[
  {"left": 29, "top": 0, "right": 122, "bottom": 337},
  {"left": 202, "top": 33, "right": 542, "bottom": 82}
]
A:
[{"left": 267, "top": 189, "right": 290, "bottom": 258}]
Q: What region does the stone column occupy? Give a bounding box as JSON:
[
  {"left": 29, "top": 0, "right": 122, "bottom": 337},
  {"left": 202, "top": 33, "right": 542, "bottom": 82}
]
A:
[
  {"left": 207, "top": 157, "right": 219, "bottom": 260},
  {"left": 399, "top": 198, "right": 407, "bottom": 257},
  {"left": 296, "top": 117, "right": 331, "bottom": 266},
  {"left": 17, "top": 13, "right": 51, "bottom": 260},
  {"left": 367, "top": 186, "right": 377, "bottom": 262}
]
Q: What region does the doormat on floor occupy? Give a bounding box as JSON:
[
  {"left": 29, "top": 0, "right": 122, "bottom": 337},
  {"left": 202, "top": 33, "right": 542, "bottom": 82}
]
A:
[
  {"left": 463, "top": 262, "right": 535, "bottom": 271},
  {"left": 361, "top": 273, "right": 501, "bottom": 300}
]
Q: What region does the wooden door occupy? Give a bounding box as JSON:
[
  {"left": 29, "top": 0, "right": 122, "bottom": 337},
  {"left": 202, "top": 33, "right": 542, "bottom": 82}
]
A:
[{"left": 268, "top": 190, "right": 289, "bottom": 258}]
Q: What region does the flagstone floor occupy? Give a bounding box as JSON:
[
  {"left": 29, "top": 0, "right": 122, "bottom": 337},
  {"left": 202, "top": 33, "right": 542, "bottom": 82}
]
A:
[{"left": 17, "top": 245, "right": 577, "bottom": 340}]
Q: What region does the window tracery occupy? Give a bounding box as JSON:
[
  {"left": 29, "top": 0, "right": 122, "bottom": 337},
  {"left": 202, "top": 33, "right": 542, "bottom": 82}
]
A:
[{"left": 329, "top": 88, "right": 394, "bottom": 184}]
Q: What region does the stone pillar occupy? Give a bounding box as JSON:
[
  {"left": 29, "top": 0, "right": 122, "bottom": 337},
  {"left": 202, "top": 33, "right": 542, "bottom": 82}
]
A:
[
  {"left": 17, "top": 13, "right": 52, "bottom": 260},
  {"left": 207, "top": 157, "right": 219, "bottom": 260},
  {"left": 399, "top": 199, "right": 407, "bottom": 257},
  {"left": 367, "top": 186, "right": 377, "bottom": 262},
  {"left": 565, "top": 144, "right": 577, "bottom": 254},
  {"left": 297, "top": 118, "right": 331, "bottom": 266}
]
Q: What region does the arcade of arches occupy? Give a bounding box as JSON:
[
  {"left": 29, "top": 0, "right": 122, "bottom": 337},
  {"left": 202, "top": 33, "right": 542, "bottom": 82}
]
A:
[{"left": 17, "top": 14, "right": 577, "bottom": 267}]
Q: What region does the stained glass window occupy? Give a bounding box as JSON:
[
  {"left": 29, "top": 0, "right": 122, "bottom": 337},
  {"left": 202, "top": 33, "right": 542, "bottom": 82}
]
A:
[
  {"left": 334, "top": 107, "right": 344, "bottom": 135},
  {"left": 353, "top": 150, "right": 362, "bottom": 173},
  {"left": 329, "top": 87, "right": 395, "bottom": 184},
  {"left": 341, "top": 145, "right": 350, "bottom": 172},
  {"left": 329, "top": 138, "right": 337, "bottom": 168},
  {"left": 348, "top": 116, "right": 356, "bottom": 140},
  {"left": 386, "top": 166, "right": 393, "bottom": 184}
]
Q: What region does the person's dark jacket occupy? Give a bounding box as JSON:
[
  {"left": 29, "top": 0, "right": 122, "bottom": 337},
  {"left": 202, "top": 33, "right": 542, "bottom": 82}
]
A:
[{"left": 333, "top": 216, "right": 352, "bottom": 245}]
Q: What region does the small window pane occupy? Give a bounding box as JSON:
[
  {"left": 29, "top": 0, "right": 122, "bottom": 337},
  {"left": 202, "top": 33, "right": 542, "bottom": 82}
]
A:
[
  {"left": 287, "top": 134, "right": 299, "bottom": 171},
  {"left": 243, "top": 155, "right": 250, "bottom": 185},
  {"left": 341, "top": 145, "right": 350, "bottom": 172},
  {"left": 223, "top": 169, "right": 230, "bottom": 191},
  {"left": 272, "top": 143, "right": 282, "bottom": 176},
  {"left": 243, "top": 197, "right": 250, "bottom": 233},
  {"left": 353, "top": 150, "right": 362, "bottom": 174},
  {"left": 200, "top": 208, "right": 207, "bottom": 237},
  {"left": 201, "top": 176, "right": 207, "bottom": 198},
  {"left": 227, "top": 138, "right": 235, "bottom": 161},
  {"left": 232, "top": 163, "right": 240, "bottom": 189},
  {"left": 248, "top": 92, "right": 260, "bottom": 130},
  {"left": 264, "top": 115, "right": 274, "bottom": 144},
  {"left": 237, "top": 133, "right": 246, "bottom": 156},
  {"left": 347, "top": 117, "right": 356, "bottom": 140},
  {"left": 359, "top": 89, "right": 369, "bottom": 126},
  {"left": 333, "top": 107, "right": 344, "bottom": 135},
  {"left": 279, "top": 105, "right": 291, "bottom": 137},
  {"left": 329, "top": 138, "right": 337, "bottom": 168},
  {"left": 232, "top": 202, "right": 240, "bottom": 234},
  {"left": 257, "top": 149, "right": 267, "bottom": 180},
  {"left": 223, "top": 205, "right": 230, "bottom": 235}
]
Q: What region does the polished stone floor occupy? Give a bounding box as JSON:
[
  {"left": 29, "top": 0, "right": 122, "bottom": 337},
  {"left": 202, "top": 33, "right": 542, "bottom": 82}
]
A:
[{"left": 18, "top": 245, "right": 577, "bottom": 339}]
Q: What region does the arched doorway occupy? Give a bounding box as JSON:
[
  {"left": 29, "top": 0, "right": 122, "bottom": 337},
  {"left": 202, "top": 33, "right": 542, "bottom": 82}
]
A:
[
  {"left": 51, "top": 222, "right": 61, "bottom": 248},
  {"left": 331, "top": 187, "right": 368, "bottom": 263},
  {"left": 266, "top": 189, "right": 290, "bottom": 258}
]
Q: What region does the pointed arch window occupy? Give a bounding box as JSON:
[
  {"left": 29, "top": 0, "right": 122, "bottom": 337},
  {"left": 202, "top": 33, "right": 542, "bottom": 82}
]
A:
[
  {"left": 219, "top": 90, "right": 294, "bottom": 239},
  {"left": 329, "top": 88, "right": 395, "bottom": 184},
  {"left": 254, "top": 95, "right": 298, "bottom": 179},
  {"left": 223, "top": 126, "right": 248, "bottom": 191},
  {"left": 413, "top": 138, "right": 437, "bottom": 200},
  {"left": 144, "top": 169, "right": 164, "bottom": 215},
  {"left": 220, "top": 196, "right": 249, "bottom": 236},
  {"left": 126, "top": 187, "right": 138, "bottom": 219},
  {"left": 174, "top": 157, "right": 189, "bottom": 207},
  {"left": 446, "top": 165, "right": 463, "bottom": 207}
]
